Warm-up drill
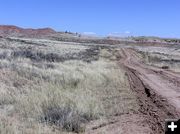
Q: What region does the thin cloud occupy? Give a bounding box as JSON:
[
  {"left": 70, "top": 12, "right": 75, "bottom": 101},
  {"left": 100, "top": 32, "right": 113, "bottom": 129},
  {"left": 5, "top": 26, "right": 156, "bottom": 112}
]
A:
[
  {"left": 125, "top": 31, "right": 131, "bottom": 34},
  {"left": 108, "top": 31, "right": 132, "bottom": 37},
  {"left": 83, "top": 32, "right": 97, "bottom": 35}
]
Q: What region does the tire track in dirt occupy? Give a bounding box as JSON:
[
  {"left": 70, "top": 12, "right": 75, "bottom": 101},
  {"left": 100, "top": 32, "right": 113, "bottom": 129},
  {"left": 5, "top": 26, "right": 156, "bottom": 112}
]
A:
[
  {"left": 85, "top": 47, "right": 180, "bottom": 134},
  {"left": 120, "top": 48, "right": 180, "bottom": 133},
  {"left": 85, "top": 114, "right": 153, "bottom": 134},
  {"left": 85, "top": 48, "right": 154, "bottom": 134}
]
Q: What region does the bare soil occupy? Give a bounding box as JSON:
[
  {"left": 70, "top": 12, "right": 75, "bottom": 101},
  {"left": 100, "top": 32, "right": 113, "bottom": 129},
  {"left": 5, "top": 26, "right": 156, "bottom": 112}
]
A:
[{"left": 120, "top": 48, "right": 180, "bottom": 133}]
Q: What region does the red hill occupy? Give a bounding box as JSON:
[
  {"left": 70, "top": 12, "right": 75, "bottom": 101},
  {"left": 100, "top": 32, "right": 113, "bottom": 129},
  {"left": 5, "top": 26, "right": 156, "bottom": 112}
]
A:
[{"left": 0, "top": 25, "right": 56, "bottom": 37}]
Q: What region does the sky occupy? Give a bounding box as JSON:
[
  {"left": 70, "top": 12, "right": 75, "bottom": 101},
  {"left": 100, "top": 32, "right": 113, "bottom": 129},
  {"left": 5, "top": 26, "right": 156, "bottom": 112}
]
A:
[{"left": 0, "top": 0, "right": 179, "bottom": 37}]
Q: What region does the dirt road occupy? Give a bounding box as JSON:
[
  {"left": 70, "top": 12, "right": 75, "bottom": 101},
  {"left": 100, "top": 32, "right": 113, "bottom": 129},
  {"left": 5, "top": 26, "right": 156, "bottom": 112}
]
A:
[
  {"left": 121, "top": 48, "right": 180, "bottom": 113},
  {"left": 86, "top": 48, "right": 180, "bottom": 134},
  {"left": 120, "top": 48, "right": 180, "bottom": 133}
]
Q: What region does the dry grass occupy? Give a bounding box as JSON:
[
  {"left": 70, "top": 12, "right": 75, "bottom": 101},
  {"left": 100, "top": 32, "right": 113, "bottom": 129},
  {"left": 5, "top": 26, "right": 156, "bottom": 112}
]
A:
[
  {"left": 136, "top": 46, "right": 180, "bottom": 72},
  {"left": 0, "top": 37, "right": 138, "bottom": 133}
]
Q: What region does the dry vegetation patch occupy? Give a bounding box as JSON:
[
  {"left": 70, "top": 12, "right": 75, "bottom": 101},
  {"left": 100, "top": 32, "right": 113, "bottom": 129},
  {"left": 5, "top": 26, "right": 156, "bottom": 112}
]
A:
[
  {"left": 0, "top": 38, "right": 138, "bottom": 133},
  {"left": 136, "top": 46, "right": 180, "bottom": 72}
]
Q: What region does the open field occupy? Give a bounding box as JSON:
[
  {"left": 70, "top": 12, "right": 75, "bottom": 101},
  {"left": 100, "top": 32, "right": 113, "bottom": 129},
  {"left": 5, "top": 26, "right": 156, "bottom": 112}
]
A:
[
  {"left": 134, "top": 45, "right": 180, "bottom": 72},
  {"left": 0, "top": 27, "right": 180, "bottom": 134},
  {"left": 0, "top": 37, "right": 141, "bottom": 134}
]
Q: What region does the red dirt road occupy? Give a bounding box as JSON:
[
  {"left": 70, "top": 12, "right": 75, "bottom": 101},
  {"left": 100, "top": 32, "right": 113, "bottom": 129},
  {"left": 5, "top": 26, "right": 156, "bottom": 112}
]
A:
[
  {"left": 120, "top": 48, "right": 180, "bottom": 133},
  {"left": 121, "top": 48, "right": 180, "bottom": 113}
]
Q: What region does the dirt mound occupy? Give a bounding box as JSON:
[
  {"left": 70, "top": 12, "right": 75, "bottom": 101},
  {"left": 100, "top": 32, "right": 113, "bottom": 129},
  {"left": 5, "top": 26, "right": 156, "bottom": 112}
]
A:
[{"left": 0, "top": 25, "right": 56, "bottom": 37}]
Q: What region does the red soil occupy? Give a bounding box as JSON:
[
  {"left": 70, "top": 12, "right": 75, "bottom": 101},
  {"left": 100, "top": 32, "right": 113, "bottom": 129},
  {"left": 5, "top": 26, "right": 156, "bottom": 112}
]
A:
[{"left": 0, "top": 25, "right": 56, "bottom": 37}]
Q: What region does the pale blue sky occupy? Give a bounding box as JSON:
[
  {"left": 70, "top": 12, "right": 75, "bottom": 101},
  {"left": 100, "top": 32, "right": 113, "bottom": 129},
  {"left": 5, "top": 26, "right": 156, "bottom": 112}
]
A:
[{"left": 0, "top": 0, "right": 179, "bottom": 37}]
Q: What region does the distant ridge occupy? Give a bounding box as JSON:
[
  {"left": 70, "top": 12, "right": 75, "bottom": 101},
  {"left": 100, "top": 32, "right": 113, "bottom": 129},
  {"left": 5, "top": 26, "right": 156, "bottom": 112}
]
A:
[{"left": 0, "top": 25, "right": 56, "bottom": 37}]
